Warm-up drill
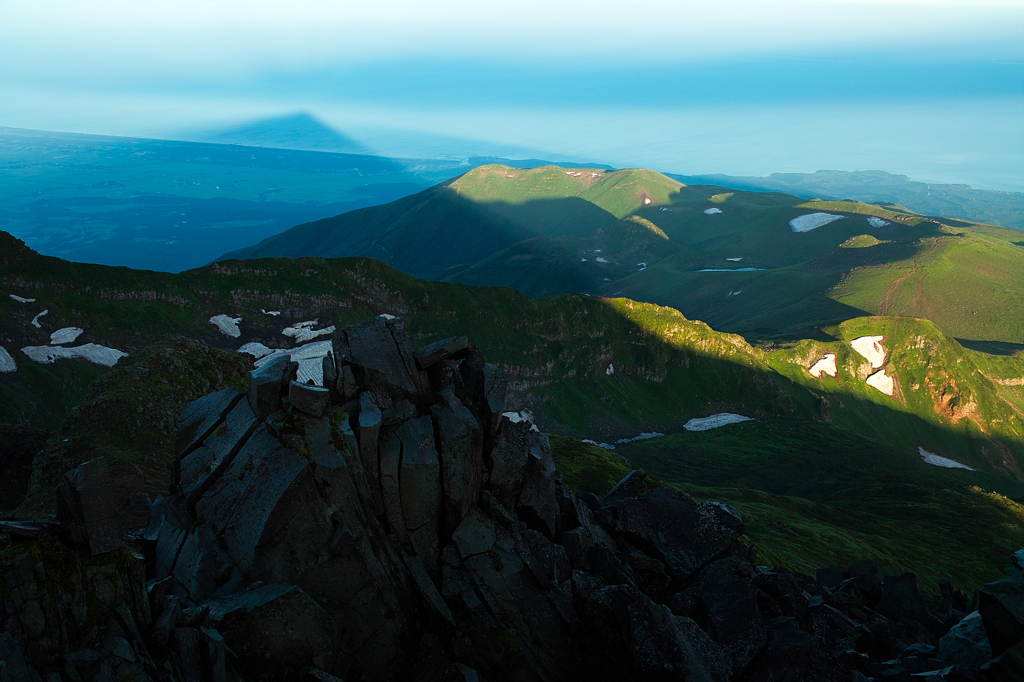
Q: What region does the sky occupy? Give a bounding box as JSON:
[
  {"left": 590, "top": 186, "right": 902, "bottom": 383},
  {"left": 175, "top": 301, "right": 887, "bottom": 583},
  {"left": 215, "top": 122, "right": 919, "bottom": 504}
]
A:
[{"left": 1, "top": 0, "right": 1022, "bottom": 189}]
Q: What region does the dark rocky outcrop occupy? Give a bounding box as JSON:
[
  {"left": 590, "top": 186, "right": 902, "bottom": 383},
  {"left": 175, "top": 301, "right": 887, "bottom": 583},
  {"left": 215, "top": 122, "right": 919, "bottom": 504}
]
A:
[{"left": 4, "top": 317, "right": 1024, "bottom": 681}]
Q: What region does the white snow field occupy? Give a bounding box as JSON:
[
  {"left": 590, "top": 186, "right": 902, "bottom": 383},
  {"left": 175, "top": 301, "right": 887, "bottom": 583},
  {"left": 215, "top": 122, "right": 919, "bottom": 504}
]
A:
[
  {"left": 9, "top": 294, "right": 35, "bottom": 303},
  {"left": 30, "top": 310, "right": 48, "bottom": 328},
  {"left": 282, "top": 320, "right": 336, "bottom": 344},
  {"left": 851, "top": 335, "right": 886, "bottom": 368},
  {"left": 49, "top": 327, "right": 84, "bottom": 345},
  {"left": 703, "top": 208, "right": 722, "bottom": 215},
  {"left": 209, "top": 315, "right": 242, "bottom": 338},
  {"left": 0, "top": 346, "right": 16, "bottom": 373},
  {"left": 684, "top": 413, "right": 753, "bottom": 431},
  {"left": 238, "top": 342, "right": 274, "bottom": 360},
  {"left": 866, "top": 369, "right": 895, "bottom": 396},
  {"left": 918, "top": 447, "right": 976, "bottom": 471},
  {"left": 808, "top": 354, "right": 838, "bottom": 378},
  {"left": 254, "top": 340, "right": 333, "bottom": 386},
  {"left": 21, "top": 344, "right": 127, "bottom": 368},
  {"left": 867, "top": 217, "right": 890, "bottom": 228},
  {"left": 789, "top": 213, "right": 845, "bottom": 233}
]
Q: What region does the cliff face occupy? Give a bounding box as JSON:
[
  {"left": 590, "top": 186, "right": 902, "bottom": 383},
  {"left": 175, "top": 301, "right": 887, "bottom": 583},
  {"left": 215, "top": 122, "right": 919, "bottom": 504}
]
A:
[{"left": 3, "top": 317, "right": 1024, "bottom": 681}]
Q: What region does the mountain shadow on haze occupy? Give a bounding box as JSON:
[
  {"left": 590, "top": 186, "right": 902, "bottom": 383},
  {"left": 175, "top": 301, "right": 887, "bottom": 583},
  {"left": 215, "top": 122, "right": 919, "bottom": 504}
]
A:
[{"left": 189, "top": 112, "right": 369, "bottom": 154}]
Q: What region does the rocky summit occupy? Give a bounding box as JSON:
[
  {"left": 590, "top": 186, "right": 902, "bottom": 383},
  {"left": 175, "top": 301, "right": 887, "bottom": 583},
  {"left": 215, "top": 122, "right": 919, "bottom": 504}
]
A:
[{"left": 2, "top": 317, "right": 1024, "bottom": 681}]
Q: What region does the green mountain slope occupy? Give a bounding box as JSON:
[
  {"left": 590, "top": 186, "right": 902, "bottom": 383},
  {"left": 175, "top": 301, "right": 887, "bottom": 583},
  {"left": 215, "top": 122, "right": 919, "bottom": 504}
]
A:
[
  {"left": 670, "top": 169, "right": 1024, "bottom": 230},
  {"left": 222, "top": 165, "right": 1024, "bottom": 344},
  {"left": 4, "top": 229, "right": 1024, "bottom": 590}
]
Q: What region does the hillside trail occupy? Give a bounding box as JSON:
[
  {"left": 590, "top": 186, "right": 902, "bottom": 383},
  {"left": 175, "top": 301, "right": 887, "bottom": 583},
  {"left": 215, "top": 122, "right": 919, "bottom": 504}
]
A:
[{"left": 878, "top": 237, "right": 940, "bottom": 315}]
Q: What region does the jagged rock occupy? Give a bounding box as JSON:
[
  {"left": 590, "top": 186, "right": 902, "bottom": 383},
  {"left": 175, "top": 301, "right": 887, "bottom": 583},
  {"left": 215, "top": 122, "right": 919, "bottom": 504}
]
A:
[
  {"left": 337, "top": 363, "right": 359, "bottom": 402},
  {"left": 56, "top": 457, "right": 124, "bottom": 555},
  {"left": 582, "top": 583, "right": 730, "bottom": 681},
  {"left": 603, "top": 468, "right": 648, "bottom": 505},
  {"left": 516, "top": 431, "right": 560, "bottom": 537},
  {"left": 176, "top": 396, "right": 258, "bottom": 506},
  {"left": 289, "top": 381, "right": 330, "bottom": 417},
  {"left": 0, "top": 632, "right": 39, "bottom": 682},
  {"left": 179, "top": 387, "right": 243, "bottom": 455},
  {"left": 398, "top": 415, "right": 442, "bottom": 572},
  {"left": 207, "top": 583, "right": 335, "bottom": 679},
  {"left": 358, "top": 392, "right": 384, "bottom": 514},
  {"left": 978, "top": 571, "right": 1024, "bottom": 655},
  {"left": 379, "top": 434, "right": 409, "bottom": 542},
  {"left": 344, "top": 318, "right": 428, "bottom": 408},
  {"left": 322, "top": 351, "right": 337, "bottom": 395},
  {"left": 246, "top": 356, "right": 290, "bottom": 421},
  {"left": 451, "top": 507, "right": 575, "bottom": 679},
  {"left": 982, "top": 639, "right": 1024, "bottom": 680},
  {"left": 939, "top": 610, "right": 993, "bottom": 673},
  {"left": 487, "top": 415, "right": 532, "bottom": 509},
  {"left": 432, "top": 389, "right": 482, "bottom": 534},
  {"left": 415, "top": 336, "right": 471, "bottom": 369},
  {"left": 602, "top": 485, "right": 744, "bottom": 582}
]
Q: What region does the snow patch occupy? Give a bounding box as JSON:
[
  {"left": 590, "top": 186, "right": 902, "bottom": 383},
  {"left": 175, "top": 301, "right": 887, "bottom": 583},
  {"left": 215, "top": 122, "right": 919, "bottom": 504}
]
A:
[
  {"left": 644, "top": 197, "right": 651, "bottom": 205},
  {"left": 21, "top": 344, "right": 127, "bottom": 368},
  {"left": 704, "top": 208, "right": 722, "bottom": 215},
  {"left": 379, "top": 314, "right": 397, "bottom": 321},
  {"left": 918, "top": 447, "right": 975, "bottom": 471},
  {"left": 867, "top": 217, "right": 890, "bottom": 228},
  {"left": 254, "top": 340, "right": 334, "bottom": 386},
  {"left": 582, "top": 439, "right": 616, "bottom": 450},
  {"left": 0, "top": 346, "right": 16, "bottom": 373},
  {"left": 851, "top": 335, "right": 886, "bottom": 368},
  {"left": 809, "top": 354, "right": 838, "bottom": 378},
  {"left": 31, "top": 310, "right": 48, "bottom": 328},
  {"left": 866, "top": 369, "right": 895, "bottom": 396},
  {"left": 615, "top": 432, "right": 664, "bottom": 445},
  {"left": 637, "top": 267, "right": 646, "bottom": 272},
  {"left": 209, "top": 314, "right": 242, "bottom": 338},
  {"left": 581, "top": 258, "right": 589, "bottom": 262},
  {"left": 9, "top": 294, "right": 34, "bottom": 303},
  {"left": 726, "top": 257, "right": 742, "bottom": 262},
  {"left": 789, "top": 213, "right": 845, "bottom": 233},
  {"left": 564, "top": 171, "right": 583, "bottom": 177},
  {"left": 238, "top": 342, "right": 274, "bottom": 360},
  {"left": 637, "top": 262, "right": 647, "bottom": 268},
  {"left": 606, "top": 364, "right": 614, "bottom": 375},
  {"left": 50, "top": 327, "right": 84, "bottom": 345},
  {"left": 283, "top": 319, "right": 336, "bottom": 344},
  {"left": 728, "top": 290, "right": 742, "bottom": 297},
  {"left": 596, "top": 257, "right": 609, "bottom": 263},
  {"left": 261, "top": 309, "right": 281, "bottom": 316},
  {"left": 501, "top": 410, "right": 540, "bottom": 432},
  {"left": 684, "top": 413, "right": 753, "bottom": 431}
]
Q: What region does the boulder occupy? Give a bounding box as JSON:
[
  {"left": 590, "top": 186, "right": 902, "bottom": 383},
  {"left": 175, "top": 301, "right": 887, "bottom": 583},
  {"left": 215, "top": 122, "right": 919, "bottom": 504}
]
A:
[
  {"left": 247, "top": 356, "right": 291, "bottom": 421},
  {"left": 939, "top": 611, "right": 993, "bottom": 673},
  {"left": 207, "top": 583, "right": 335, "bottom": 679},
  {"left": 55, "top": 457, "right": 124, "bottom": 555},
  {"left": 603, "top": 486, "right": 744, "bottom": 582},
  {"left": 289, "top": 381, "right": 330, "bottom": 417},
  {"left": 581, "top": 583, "right": 730, "bottom": 681},
  {"left": 678, "top": 556, "right": 767, "bottom": 673},
  {"left": 876, "top": 572, "right": 931, "bottom": 622},
  {"left": 432, "top": 389, "right": 483, "bottom": 534},
  {"left": 979, "top": 572, "right": 1024, "bottom": 655},
  {"left": 398, "top": 416, "right": 442, "bottom": 572},
  {"left": 414, "top": 336, "right": 471, "bottom": 370},
  {"left": 176, "top": 396, "right": 258, "bottom": 507}
]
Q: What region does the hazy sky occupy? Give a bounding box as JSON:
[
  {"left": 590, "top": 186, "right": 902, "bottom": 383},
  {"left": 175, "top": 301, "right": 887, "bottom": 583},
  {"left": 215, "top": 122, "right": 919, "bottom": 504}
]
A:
[{"left": 2, "top": 0, "right": 1022, "bottom": 189}]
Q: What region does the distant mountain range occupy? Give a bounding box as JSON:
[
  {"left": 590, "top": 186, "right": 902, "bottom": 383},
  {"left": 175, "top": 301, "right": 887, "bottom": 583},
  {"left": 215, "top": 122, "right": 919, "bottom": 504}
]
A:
[
  {"left": 670, "top": 169, "right": 1024, "bottom": 230},
  {"left": 222, "top": 164, "right": 1024, "bottom": 345}
]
